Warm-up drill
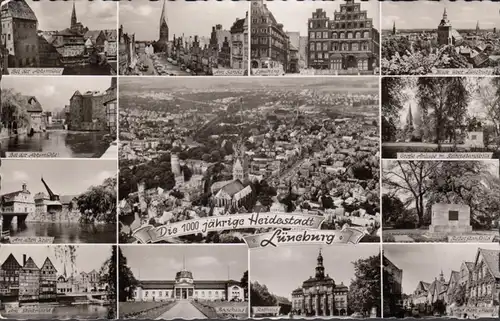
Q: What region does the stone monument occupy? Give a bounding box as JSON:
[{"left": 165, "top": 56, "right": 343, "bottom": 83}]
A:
[
  {"left": 464, "top": 131, "right": 484, "bottom": 148},
  {"left": 429, "top": 203, "right": 472, "bottom": 234}
]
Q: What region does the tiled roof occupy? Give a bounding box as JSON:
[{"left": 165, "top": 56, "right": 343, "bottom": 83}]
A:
[
  {"left": 230, "top": 18, "right": 245, "bottom": 33},
  {"left": 195, "top": 280, "right": 230, "bottom": 290},
  {"left": 139, "top": 280, "right": 175, "bottom": 289},
  {"left": 1, "top": 254, "right": 21, "bottom": 270},
  {"left": 59, "top": 195, "right": 77, "bottom": 205},
  {"left": 22, "top": 96, "right": 42, "bottom": 113},
  {"left": 464, "top": 262, "right": 475, "bottom": 271},
  {"left": 84, "top": 30, "right": 103, "bottom": 43},
  {"left": 1, "top": 190, "right": 26, "bottom": 199},
  {"left": 22, "top": 257, "right": 39, "bottom": 270},
  {"left": 3, "top": 0, "right": 37, "bottom": 21},
  {"left": 103, "top": 29, "right": 117, "bottom": 41},
  {"left": 219, "top": 180, "right": 245, "bottom": 197},
  {"left": 478, "top": 248, "right": 500, "bottom": 279}
]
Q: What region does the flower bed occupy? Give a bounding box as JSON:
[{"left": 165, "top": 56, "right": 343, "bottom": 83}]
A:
[{"left": 119, "top": 301, "right": 176, "bottom": 319}]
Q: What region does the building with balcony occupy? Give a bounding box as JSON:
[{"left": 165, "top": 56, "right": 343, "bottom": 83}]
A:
[{"left": 250, "top": 0, "right": 289, "bottom": 71}]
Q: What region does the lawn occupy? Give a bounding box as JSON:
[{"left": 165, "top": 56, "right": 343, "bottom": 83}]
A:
[{"left": 119, "top": 301, "right": 176, "bottom": 319}]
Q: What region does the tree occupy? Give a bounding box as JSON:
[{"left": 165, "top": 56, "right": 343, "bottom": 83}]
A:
[
  {"left": 477, "top": 77, "right": 500, "bottom": 140},
  {"left": 450, "top": 284, "right": 466, "bottom": 307},
  {"left": 99, "top": 246, "right": 117, "bottom": 319},
  {"left": 348, "top": 254, "right": 382, "bottom": 317},
  {"left": 250, "top": 282, "right": 278, "bottom": 307},
  {"left": 77, "top": 176, "right": 117, "bottom": 224},
  {"left": 416, "top": 77, "right": 470, "bottom": 150},
  {"left": 118, "top": 247, "right": 137, "bottom": 302},
  {"left": 182, "top": 165, "right": 193, "bottom": 182},
  {"left": 1, "top": 88, "right": 32, "bottom": 130},
  {"left": 381, "top": 194, "right": 406, "bottom": 228},
  {"left": 383, "top": 161, "right": 439, "bottom": 227},
  {"left": 240, "top": 270, "right": 249, "bottom": 300}
]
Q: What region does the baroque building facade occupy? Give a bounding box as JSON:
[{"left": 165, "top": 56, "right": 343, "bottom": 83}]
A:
[
  {"left": 133, "top": 268, "right": 245, "bottom": 302},
  {"left": 291, "top": 250, "right": 349, "bottom": 316},
  {"left": 307, "top": 0, "right": 379, "bottom": 71}
]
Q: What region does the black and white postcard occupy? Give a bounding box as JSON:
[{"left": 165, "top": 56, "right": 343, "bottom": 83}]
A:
[
  {"left": 250, "top": 244, "right": 381, "bottom": 318},
  {"left": 118, "top": 77, "right": 380, "bottom": 244},
  {"left": 1, "top": 0, "right": 118, "bottom": 75},
  {"left": 0, "top": 244, "right": 117, "bottom": 319},
  {"left": 382, "top": 159, "right": 500, "bottom": 243},
  {"left": 118, "top": 245, "right": 248, "bottom": 319},
  {"left": 383, "top": 244, "right": 500, "bottom": 319},
  {"left": 382, "top": 77, "right": 500, "bottom": 160},
  {"left": 119, "top": 0, "right": 248, "bottom": 76},
  {"left": 381, "top": 1, "right": 500, "bottom": 75},
  {"left": 0, "top": 159, "right": 117, "bottom": 244},
  {"left": 250, "top": 0, "right": 379, "bottom": 76},
  {"left": 1, "top": 76, "right": 117, "bottom": 158}
]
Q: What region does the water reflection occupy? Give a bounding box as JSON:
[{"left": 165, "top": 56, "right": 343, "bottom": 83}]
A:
[
  {"left": 7, "top": 222, "right": 116, "bottom": 244},
  {"left": 2, "top": 304, "right": 110, "bottom": 319},
  {"left": 0, "top": 131, "right": 112, "bottom": 158}
]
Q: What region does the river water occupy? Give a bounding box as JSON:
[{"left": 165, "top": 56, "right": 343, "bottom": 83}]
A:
[
  {"left": 0, "top": 131, "right": 111, "bottom": 158},
  {"left": 6, "top": 222, "right": 116, "bottom": 243},
  {"left": 2, "top": 304, "right": 110, "bottom": 319}
]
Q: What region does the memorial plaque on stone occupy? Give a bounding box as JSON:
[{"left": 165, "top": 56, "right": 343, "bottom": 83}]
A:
[{"left": 429, "top": 203, "right": 473, "bottom": 234}]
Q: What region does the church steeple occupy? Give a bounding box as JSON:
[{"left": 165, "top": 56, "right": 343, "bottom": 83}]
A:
[
  {"left": 392, "top": 21, "right": 396, "bottom": 35},
  {"left": 442, "top": 8, "right": 447, "bottom": 20},
  {"left": 159, "top": 0, "right": 169, "bottom": 43},
  {"left": 71, "top": 0, "right": 77, "bottom": 29},
  {"left": 315, "top": 248, "right": 325, "bottom": 279},
  {"left": 476, "top": 21, "right": 480, "bottom": 34}
]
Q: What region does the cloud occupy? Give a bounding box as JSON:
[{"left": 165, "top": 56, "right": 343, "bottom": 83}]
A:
[
  {"left": 11, "top": 170, "right": 29, "bottom": 182},
  {"left": 191, "top": 256, "right": 220, "bottom": 267}
]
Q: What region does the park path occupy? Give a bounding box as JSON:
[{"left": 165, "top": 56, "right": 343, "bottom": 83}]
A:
[{"left": 156, "top": 301, "right": 207, "bottom": 319}]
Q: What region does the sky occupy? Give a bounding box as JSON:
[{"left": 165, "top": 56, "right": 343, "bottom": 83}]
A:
[
  {"left": 384, "top": 243, "right": 500, "bottom": 295},
  {"left": 119, "top": 0, "right": 248, "bottom": 41},
  {"left": 395, "top": 78, "right": 492, "bottom": 128},
  {"left": 382, "top": 1, "right": 500, "bottom": 30},
  {"left": 1, "top": 77, "right": 114, "bottom": 112},
  {"left": 1, "top": 159, "right": 116, "bottom": 196},
  {"left": 0, "top": 245, "right": 113, "bottom": 276},
  {"left": 120, "top": 245, "right": 248, "bottom": 281},
  {"left": 261, "top": 0, "right": 380, "bottom": 36},
  {"left": 30, "top": 0, "right": 117, "bottom": 31},
  {"left": 250, "top": 244, "right": 380, "bottom": 299}
]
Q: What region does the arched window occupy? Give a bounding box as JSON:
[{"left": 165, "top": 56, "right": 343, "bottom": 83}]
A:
[
  {"left": 347, "top": 32, "right": 353, "bottom": 39},
  {"left": 339, "top": 32, "right": 345, "bottom": 39}
]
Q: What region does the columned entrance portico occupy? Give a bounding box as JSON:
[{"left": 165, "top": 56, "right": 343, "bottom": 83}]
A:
[{"left": 174, "top": 286, "right": 194, "bottom": 300}]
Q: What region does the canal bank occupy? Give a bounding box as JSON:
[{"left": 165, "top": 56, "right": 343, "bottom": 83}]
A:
[
  {"left": 2, "top": 221, "right": 116, "bottom": 244},
  {"left": 0, "top": 130, "right": 113, "bottom": 158},
  {"left": 1, "top": 302, "right": 110, "bottom": 319}
]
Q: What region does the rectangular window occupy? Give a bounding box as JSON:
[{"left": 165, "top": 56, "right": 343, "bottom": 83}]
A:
[{"left": 449, "top": 210, "right": 459, "bottom": 221}]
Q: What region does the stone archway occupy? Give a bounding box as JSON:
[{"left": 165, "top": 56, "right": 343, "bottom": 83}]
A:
[
  {"left": 340, "top": 308, "right": 346, "bottom": 316},
  {"left": 251, "top": 60, "right": 259, "bottom": 68},
  {"left": 345, "top": 55, "right": 357, "bottom": 69}
]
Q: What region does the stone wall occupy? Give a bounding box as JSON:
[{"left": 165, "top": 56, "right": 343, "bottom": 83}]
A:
[{"left": 429, "top": 203, "right": 472, "bottom": 233}]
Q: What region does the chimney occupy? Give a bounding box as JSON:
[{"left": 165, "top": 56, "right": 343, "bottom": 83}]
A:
[{"left": 23, "top": 254, "right": 27, "bottom": 266}]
